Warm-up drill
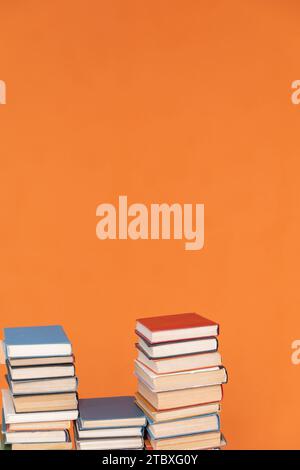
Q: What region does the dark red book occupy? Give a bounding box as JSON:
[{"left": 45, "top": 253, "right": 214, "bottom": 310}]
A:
[{"left": 136, "top": 313, "right": 219, "bottom": 344}]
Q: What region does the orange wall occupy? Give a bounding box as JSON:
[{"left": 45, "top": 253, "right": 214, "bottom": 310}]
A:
[{"left": 0, "top": 0, "right": 300, "bottom": 449}]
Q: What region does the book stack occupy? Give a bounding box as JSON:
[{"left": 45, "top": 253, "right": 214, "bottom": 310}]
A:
[
  {"left": 1, "top": 325, "right": 79, "bottom": 450},
  {"left": 75, "top": 396, "right": 146, "bottom": 450},
  {"left": 134, "top": 313, "right": 227, "bottom": 450}
]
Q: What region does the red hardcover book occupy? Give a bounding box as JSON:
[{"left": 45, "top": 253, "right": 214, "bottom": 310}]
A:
[{"left": 136, "top": 313, "right": 219, "bottom": 344}]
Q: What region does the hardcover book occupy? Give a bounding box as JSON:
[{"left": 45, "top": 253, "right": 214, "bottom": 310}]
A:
[
  {"left": 135, "top": 360, "right": 228, "bottom": 392},
  {"left": 135, "top": 392, "right": 221, "bottom": 423},
  {"left": 7, "top": 362, "right": 75, "bottom": 381},
  {"left": 4, "top": 326, "right": 72, "bottom": 358},
  {"left": 8, "top": 355, "right": 74, "bottom": 368},
  {"left": 2, "top": 411, "right": 69, "bottom": 444},
  {"left": 76, "top": 436, "right": 144, "bottom": 450},
  {"left": 148, "top": 430, "right": 222, "bottom": 450},
  {"left": 11, "top": 441, "right": 73, "bottom": 450},
  {"left": 78, "top": 396, "right": 146, "bottom": 429},
  {"left": 7, "top": 421, "right": 71, "bottom": 432},
  {"left": 4, "top": 431, "right": 69, "bottom": 445},
  {"left": 147, "top": 413, "right": 220, "bottom": 439},
  {"left": 6, "top": 374, "right": 78, "bottom": 396},
  {"left": 136, "top": 313, "right": 219, "bottom": 344},
  {"left": 12, "top": 392, "right": 78, "bottom": 413},
  {"left": 136, "top": 349, "right": 222, "bottom": 374},
  {"left": 138, "top": 381, "right": 223, "bottom": 410},
  {"left": 137, "top": 336, "right": 218, "bottom": 359},
  {"left": 75, "top": 421, "right": 144, "bottom": 439},
  {"left": 2, "top": 389, "right": 78, "bottom": 424}
]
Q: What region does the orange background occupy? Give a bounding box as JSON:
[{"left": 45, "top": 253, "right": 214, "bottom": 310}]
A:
[{"left": 0, "top": 0, "right": 300, "bottom": 449}]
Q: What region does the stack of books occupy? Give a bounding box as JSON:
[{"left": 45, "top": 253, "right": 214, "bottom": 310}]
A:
[
  {"left": 1, "top": 325, "right": 79, "bottom": 450},
  {"left": 134, "top": 313, "right": 227, "bottom": 450},
  {"left": 75, "top": 396, "right": 146, "bottom": 450}
]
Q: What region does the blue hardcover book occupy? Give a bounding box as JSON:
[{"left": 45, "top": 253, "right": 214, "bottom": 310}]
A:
[
  {"left": 4, "top": 326, "right": 72, "bottom": 358},
  {"left": 78, "top": 396, "right": 146, "bottom": 429},
  {"left": 147, "top": 413, "right": 220, "bottom": 440}
]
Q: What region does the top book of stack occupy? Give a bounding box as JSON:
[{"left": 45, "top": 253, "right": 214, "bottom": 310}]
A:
[
  {"left": 4, "top": 326, "right": 72, "bottom": 359},
  {"left": 136, "top": 313, "right": 219, "bottom": 344}
]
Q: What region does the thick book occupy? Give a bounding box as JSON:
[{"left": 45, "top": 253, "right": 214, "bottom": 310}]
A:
[
  {"left": 12, "top": 392, "right": 78, "bottom": 413},
  {"left": 148, "top": 430, "right": 221, "bottom": 450},
  {"left": 137, "top": 336, "right": 218, "bottom": 359},
  {"left": 7, "top": 421, "right": 71, "bottom": 432},
  {"left": 2, "top": 389, "right": 78, "bottom": 424},
  {"left": 12, "top": 441, "right": 73, "bottom": 450},
  {"left": 76, "top": 436, "right": 144, "bottom": 450},
  {"left": 138, "top": 381, "right": 223, "bottom": 410},
  {"left": 7, "top": 362, "right": 75, "bottom": 381},
  {"left": 8, "top": 355, "right": 74, "bottom": 368},
  {"left": 137, "top": 349, "right": 222, "bottom": 374},
  {"left": 136, "top": 313, "right": 219, "bottom": 344},
  {"left": 147, "top": 413, "right": 220, "bottom": 439},
  {"left": 135, "top": 361, "right": 227, "bottom": 392},
  {"left": 75, "top": 421, "right": 144, "bottom": 439},
  {"left": 2, "top": 413, "right": 69, "bottom": 444},
  {"left": 135, "top": 392, "right": 220, "bottom": 423},
  {"left": 4, "top": 325, "right": 72, "bottom": 358},
  {"left": 5, "top": 431, "right": 69, "bottom": 445},
  {"left": 6, "top": 374, "right": 78, "bottom": 395},
  {"left": 78, "top": 396, "right": 146, "bottom": 429}
]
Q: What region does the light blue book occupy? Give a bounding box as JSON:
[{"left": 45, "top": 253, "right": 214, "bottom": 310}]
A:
[
  {"left": 4, "top": 325, "right": 72, "bottom": 358},
  {"left": 78, "top": 396, "right": 146, "bottom": 429}
]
